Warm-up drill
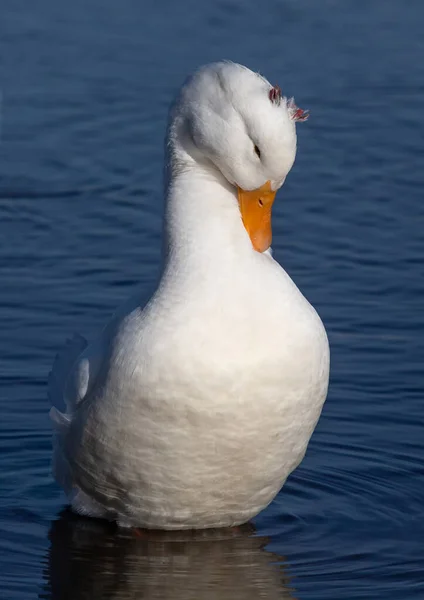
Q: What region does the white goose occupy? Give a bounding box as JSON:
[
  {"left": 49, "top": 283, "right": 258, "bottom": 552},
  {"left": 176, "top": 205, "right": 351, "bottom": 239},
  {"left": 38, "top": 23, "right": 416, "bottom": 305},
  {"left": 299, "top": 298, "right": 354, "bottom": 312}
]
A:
[{"left": 50, "top": 61, "right": 329, "bottom": 530}]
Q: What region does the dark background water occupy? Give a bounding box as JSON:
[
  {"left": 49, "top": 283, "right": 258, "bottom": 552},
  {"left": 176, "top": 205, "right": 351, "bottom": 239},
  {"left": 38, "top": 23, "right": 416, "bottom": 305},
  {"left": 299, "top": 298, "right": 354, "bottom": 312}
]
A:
[{"left": 1, "top": 1, "right": 423, "bottom": 598}]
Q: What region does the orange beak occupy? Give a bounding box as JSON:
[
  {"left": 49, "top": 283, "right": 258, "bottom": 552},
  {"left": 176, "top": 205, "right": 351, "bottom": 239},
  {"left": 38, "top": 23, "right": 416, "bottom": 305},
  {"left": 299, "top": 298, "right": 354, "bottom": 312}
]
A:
[{"left": 237, "top": 180, "right": 276, "bottom": 253}]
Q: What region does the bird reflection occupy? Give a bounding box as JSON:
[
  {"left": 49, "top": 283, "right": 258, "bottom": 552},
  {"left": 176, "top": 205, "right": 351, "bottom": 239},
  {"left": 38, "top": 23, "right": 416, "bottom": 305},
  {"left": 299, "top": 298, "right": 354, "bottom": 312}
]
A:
[{"left": 41, "top": 510, "right": 296, "bottom": 599}]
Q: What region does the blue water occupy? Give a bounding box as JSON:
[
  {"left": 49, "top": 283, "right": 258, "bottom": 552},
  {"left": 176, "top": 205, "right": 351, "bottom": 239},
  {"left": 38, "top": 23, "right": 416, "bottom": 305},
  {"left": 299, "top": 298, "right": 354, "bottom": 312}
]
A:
[{"left": 1, "top": 1, "right": 424, "bottom": 598}]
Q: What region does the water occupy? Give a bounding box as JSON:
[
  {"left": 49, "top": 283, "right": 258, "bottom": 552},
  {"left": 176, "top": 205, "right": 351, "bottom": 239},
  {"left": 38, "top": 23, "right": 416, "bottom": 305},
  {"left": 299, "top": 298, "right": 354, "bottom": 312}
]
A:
[{"left": 1, "top": 0, "right": 423, "bottom": 597}]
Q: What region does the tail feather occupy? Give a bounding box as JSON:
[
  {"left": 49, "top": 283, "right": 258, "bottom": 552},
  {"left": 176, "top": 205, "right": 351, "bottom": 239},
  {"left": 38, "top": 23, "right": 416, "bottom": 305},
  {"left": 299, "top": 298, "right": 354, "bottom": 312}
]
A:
[
  {"left": 49, "top": 333, "right": 87, "bottom": 497},
  {"left": 48, "top": 333, "right": 87, "bottom": 412}
]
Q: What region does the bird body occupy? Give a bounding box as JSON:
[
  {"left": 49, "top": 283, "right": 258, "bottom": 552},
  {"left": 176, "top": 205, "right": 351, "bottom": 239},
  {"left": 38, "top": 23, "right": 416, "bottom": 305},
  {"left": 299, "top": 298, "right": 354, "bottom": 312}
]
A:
[{"left": 50, "top": 62, "right": 329, "bottom": 529}]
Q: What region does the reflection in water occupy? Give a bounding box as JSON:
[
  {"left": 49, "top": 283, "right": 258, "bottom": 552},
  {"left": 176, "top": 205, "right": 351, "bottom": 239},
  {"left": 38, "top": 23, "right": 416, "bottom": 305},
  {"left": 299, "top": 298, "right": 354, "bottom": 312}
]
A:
[{"left": 41, "top": 511, "right": 295, "bottom": 599}]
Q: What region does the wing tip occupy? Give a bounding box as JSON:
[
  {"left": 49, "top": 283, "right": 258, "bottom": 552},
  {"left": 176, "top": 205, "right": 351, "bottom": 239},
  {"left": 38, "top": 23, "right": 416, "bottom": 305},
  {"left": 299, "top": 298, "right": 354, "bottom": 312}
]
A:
[{"left": 48, "top": 333, "right": 88, "bottom": 410}]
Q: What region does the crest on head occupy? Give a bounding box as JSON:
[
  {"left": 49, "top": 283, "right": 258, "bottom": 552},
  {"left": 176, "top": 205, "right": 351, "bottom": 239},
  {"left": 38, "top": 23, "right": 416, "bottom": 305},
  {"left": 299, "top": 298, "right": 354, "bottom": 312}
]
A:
[
  {"left": 269, "top": 85, "right": 309, "bottom": 122},
  {"left": 287, "top": 97, "right": 309, "bottom": 122},
  {"left": 268, "top": 85, "right": 282, "bottom": 105}
]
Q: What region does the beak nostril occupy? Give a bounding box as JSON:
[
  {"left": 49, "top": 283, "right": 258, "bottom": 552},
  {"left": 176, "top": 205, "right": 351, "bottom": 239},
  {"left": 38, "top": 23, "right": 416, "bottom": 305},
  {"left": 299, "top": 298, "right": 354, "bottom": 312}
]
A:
[{"left": 258, "top": 198, "right": 264, "bottom": 207}]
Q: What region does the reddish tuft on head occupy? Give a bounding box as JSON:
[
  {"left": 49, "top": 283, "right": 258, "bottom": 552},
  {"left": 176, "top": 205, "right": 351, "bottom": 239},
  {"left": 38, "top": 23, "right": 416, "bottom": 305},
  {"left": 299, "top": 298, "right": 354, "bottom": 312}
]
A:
[
  {"left": 292, "top": 107, "right": 309, "bottom": 121},
  {"left": 269, "top": 85, "right": 282, "bottom": 105},
  {"left": 287, "top": 97, "right": 309, "bottom": 122}
]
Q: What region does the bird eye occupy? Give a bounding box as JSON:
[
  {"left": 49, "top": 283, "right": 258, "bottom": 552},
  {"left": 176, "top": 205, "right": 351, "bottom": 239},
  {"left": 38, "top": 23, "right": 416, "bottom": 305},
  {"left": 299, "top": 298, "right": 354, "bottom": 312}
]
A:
[{"left": 254, "top": 144, "right": 261, "bottom": 158}]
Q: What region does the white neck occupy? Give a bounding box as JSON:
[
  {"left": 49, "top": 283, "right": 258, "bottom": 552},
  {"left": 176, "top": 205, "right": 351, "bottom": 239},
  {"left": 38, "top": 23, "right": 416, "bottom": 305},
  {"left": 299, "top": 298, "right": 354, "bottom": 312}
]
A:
[{"left": 162, "top": 162, "right": 252, "bottom": 274}]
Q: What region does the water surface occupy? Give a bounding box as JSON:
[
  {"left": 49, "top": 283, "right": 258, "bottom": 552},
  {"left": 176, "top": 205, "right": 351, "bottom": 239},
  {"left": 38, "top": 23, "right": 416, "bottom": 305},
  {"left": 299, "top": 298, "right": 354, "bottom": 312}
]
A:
[{"left": 1, "top": 1, "right": 424, "bottom": 598}]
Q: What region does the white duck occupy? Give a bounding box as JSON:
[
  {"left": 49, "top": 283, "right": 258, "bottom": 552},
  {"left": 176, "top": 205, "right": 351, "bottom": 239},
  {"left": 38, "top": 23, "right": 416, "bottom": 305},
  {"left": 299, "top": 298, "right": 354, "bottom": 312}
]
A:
[{"left": 50, "top": 61, "right": 329, "bottom": 530}]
